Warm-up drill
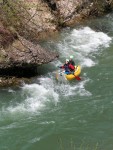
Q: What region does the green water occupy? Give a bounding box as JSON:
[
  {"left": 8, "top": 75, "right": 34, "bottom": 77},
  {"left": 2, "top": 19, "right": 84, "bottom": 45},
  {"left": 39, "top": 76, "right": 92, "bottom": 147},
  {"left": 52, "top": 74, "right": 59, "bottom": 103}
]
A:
[{"left": 0, "top": 13, "right": 113, "bottom": 150}]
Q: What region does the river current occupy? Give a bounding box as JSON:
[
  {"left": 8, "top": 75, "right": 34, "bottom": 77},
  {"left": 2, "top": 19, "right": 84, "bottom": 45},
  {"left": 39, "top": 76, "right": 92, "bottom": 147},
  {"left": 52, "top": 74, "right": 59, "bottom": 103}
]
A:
[{"left": 0, "top": 13, "right": 113, "bottom": 150}]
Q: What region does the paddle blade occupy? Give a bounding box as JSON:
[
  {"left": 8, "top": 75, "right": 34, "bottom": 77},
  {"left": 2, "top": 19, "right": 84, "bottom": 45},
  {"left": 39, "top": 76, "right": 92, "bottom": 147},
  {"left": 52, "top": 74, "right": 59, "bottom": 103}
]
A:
[
  {"left": 75, "top": 76, "right": 81, "bottom": 80},
  {"left": 56, "top": 71, "right": 59, "bottom": 80}
]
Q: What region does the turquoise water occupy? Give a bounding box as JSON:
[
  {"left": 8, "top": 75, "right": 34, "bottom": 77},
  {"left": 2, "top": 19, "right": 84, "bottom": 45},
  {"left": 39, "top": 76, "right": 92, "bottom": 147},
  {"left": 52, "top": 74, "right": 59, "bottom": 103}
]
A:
[{"left": 0, "top": 13, "right": 113, "bottom": 150}]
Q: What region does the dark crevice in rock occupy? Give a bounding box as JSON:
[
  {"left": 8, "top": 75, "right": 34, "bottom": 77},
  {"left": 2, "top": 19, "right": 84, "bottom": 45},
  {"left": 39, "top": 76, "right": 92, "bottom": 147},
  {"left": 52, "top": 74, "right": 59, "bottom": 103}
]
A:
[
  {"left": 42, "top": 0, "right": 57, "bottom": 11},
  {"left": 104, "top": 4, "right": 113, "bottom": 12},
  {"left": 0, "top": 66, "right": 38, "bottom": 78}
]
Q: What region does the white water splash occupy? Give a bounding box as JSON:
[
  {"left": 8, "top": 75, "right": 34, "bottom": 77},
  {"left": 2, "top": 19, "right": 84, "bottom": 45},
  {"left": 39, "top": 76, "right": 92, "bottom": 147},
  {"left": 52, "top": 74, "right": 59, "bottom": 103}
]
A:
[
  {"left": 71, "top": 27, "right": 111, "bottom": 51},
  {"left": 56, "top": 27, "right": 112, "bottom": 67},
  {"left": 1, "top": 79, "right": 59, "bottom": 117},
  {"left": 59, "top": 79, "right": 92, "bottom": 97}
]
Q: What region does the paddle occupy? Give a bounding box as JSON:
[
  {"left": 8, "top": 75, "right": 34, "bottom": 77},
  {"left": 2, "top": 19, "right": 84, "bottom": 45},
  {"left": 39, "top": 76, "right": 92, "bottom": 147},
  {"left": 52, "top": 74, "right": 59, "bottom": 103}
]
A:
[
  {"left": 74, "top": 75, "right": 81, "bottom": 80},
  {"left": 73, "top": 66, "right": 81, "bottom": 80},
  {"left": 56, "top": 68, "right": 64, "bottom": 80},
  {"left": 56, "top": 70, "right": 59, "bottom": 80}
]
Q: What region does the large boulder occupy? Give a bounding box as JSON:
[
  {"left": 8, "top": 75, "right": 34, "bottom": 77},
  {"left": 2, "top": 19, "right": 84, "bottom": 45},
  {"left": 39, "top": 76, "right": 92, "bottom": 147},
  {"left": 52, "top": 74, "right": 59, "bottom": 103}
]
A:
[{"left": 0, "top": 23, "right": 58, "bottom": 76}]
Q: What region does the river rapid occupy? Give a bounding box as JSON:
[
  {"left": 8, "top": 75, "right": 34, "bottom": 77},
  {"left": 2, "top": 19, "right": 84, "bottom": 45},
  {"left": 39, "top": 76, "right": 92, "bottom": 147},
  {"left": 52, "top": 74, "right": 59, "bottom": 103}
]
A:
[{"left": 0, "top": 13, "right": 113, "bottom": 150}]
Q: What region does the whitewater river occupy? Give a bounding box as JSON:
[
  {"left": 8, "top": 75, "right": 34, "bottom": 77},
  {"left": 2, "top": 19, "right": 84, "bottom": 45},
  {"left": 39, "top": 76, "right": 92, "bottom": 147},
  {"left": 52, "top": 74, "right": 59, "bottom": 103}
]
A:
[{"left": 0, "top": 13, "right": 113, "bottom": 150}]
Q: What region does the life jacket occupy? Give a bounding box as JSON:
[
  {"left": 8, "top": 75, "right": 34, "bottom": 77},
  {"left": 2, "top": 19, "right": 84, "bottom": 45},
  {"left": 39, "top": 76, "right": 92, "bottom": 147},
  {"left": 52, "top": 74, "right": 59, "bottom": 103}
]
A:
[{"left": 69, "top": 64, "right": 75, "bottom": 71}]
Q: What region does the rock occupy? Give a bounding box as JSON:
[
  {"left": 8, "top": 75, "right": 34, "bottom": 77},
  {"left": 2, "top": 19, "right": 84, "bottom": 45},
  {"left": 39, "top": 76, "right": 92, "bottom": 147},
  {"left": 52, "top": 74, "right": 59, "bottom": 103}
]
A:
[
  {"left": 0, "top": 23, "right": 17, "bottom": 48},
  {"left": 0, "top": 77, "right": 31, "bottom": 87},
  {"left": 48, "top": 0, "right": 113, "bottom": 26},
  {"left": 9, "top": 0, "right": 58, "bottom": 41},
  {"left": 0, "top": 22, "right": 58, "bottom": 77}
]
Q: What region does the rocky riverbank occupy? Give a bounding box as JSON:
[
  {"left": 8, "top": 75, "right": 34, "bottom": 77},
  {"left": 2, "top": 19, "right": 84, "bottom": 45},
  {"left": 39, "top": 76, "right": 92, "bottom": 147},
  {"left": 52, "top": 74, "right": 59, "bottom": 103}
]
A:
[{"left": 0, "top": 0, "right": 113, "bottom": 86}]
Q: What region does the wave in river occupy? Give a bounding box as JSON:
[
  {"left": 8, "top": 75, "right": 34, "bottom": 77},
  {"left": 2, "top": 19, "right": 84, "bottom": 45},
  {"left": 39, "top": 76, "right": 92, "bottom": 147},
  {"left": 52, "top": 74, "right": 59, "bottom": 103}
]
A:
[
  {"left": 56, "top": 27, "right": 112, "bottom": 67},
  {"left": 0, "top": 79, "right": 59, "bottom": 119}
]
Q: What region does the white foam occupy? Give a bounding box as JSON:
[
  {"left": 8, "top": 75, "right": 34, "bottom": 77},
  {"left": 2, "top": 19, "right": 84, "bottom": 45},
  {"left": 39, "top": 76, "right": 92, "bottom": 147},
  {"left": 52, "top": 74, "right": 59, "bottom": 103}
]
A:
[
  {"left": 23, "top": 81, "right": 59, "bottom": 109},
  {"left": 70, "top": 27, "right": 111, "bottom": 52},
  {"left": 8, "top": 89, "right": 15, "bottom": 93},
  {"left": 81, "top": 57, "right": 97, "bottom": 67},
  {"left": 30, "top": 137, "right": 41, "bottom": 143},
  {"left": 2, "top": 80, "right": 59, "bottom": 117},
  {"left": 54, "top": 76, "right": 91, "bottom": 97},
  {"left": 65, "top": 79, "right": 92, "bottom": 97},
  {"left": 56, "top": 27, "right": 112, "bottom": 67},
  {"left": 75, "top": 79, "right": 92, "bottom": 96}
]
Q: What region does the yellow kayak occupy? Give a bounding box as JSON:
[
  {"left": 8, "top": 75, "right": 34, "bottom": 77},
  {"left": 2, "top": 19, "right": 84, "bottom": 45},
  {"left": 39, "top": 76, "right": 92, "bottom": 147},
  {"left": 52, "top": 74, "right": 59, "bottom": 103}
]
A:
[{"left": 65, "top": 65, "right": 81, "bottom": 80}]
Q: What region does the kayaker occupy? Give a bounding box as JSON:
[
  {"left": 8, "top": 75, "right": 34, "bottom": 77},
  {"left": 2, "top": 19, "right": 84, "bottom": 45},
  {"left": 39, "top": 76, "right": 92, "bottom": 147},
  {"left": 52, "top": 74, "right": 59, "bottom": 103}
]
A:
[
  {"left": 68, "top": 63, "right": 75, "bottom": 72},
  {"left": 69, "top": 55, "right": 75, "bottom": 66},
  {"left": 68, "top": 56, "right": 75, "bottom": 72},
  {"left": 59, "top": 59, "right": 71, "bottom": 74}
]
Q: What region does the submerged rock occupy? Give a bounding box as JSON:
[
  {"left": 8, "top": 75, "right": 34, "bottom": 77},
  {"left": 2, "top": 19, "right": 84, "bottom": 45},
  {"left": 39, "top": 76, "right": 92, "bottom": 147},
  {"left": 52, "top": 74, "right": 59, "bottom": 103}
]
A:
[{"left": 0, "top": 77, "right": 31, "bottom": 87}]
